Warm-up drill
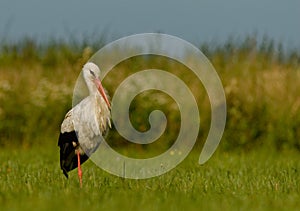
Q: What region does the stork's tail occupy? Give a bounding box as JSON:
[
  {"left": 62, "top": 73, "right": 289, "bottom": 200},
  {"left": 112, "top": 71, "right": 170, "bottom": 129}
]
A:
[{"left": 58, "top": 131, "right": 88, "bottom": 178}]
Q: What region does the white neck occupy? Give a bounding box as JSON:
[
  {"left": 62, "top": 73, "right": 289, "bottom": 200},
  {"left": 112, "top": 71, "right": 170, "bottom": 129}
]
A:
[{"left": 85, "top": 79, "right": 98, "bottom": 96}]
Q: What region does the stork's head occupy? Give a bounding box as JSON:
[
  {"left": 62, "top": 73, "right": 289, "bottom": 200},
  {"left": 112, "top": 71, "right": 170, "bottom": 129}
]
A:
[{"left": 83, "top": 62, "right": 111, "bottom": 109}]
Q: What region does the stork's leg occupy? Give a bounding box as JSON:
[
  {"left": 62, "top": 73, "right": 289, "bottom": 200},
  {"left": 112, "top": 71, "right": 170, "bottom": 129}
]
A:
[{"left": 76, "top": 151, "right": 82, "bottom": 188}]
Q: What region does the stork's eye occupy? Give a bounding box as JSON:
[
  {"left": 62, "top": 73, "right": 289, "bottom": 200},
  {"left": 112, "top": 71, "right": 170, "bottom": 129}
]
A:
[{"left": 89, "top": 70, "right": 95, "bottom": 77}]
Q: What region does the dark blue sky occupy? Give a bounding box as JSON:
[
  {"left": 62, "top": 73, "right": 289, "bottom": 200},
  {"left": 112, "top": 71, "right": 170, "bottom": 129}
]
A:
[{"left": 1, "top": 0, "right": 299, "bottom": 47}]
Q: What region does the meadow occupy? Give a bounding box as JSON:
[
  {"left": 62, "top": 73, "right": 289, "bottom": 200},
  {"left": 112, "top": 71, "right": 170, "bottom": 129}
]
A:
[
  {"left": 1, "top": 146, "right": 300, "bottom": 211},
  {"left": 0, "top": 35, "right": 300, "bottom": 210}
]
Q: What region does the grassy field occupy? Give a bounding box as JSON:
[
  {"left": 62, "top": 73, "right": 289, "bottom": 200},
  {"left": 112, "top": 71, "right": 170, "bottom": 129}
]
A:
[
  {"left": 0, "top": 35, "right": 300, "bottom": 210},
  {"left": 1, "top": 35, "right": 300, "bottom": 150},
  {"left": 0, "top": 145, "right": 300, "bottom": 211}
]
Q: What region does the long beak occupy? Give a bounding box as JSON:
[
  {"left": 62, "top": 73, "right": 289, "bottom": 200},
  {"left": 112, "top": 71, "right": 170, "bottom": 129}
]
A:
[{"left": 95, "top": 79, "right": 111, "bottom": 109}]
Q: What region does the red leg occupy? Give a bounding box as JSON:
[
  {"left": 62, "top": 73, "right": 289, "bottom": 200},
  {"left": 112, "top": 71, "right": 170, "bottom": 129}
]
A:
[{"left": 77, "top": 151, "right": 82, "bottom": 188}]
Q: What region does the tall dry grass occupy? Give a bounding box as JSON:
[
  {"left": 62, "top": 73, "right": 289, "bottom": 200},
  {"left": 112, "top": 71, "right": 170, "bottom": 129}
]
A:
[{"left": 0, "top": 35, "right": 299, "bottom": 152}]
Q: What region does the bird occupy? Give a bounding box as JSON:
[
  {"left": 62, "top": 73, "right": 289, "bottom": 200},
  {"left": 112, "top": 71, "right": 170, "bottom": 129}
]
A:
[{"left": 58, "top": 62, "right": 111, "bottom": 187}]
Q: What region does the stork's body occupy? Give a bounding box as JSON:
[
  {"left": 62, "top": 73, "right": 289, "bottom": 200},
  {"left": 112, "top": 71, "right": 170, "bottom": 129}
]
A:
[{"left": 58, "top": 62, "right": 111, "bottom": 187}]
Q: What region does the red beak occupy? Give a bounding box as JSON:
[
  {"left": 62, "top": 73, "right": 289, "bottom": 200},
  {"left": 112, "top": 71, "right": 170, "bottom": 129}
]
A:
[{"left": 95, "top": 79, "right": 111, "bottom": 109}]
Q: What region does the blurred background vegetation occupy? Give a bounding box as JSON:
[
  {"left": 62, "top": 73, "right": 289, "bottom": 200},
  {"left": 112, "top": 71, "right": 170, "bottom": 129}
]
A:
[{"left": 0, "top": 34, "right": 299, "bottom": 153}]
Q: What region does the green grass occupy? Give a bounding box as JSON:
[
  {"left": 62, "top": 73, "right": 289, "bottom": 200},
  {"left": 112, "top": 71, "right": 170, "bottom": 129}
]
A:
[
  {"left": 1, "top": 145, "right": 299, "bottom": 211},
  {"left": 0, "top": 35, "right": 300, "bottom": 210}
]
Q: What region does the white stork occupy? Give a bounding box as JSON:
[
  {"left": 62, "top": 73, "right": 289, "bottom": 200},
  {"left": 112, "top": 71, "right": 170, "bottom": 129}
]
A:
[{"left": 58, "top": 62, "right": 111, "bottom": 187}]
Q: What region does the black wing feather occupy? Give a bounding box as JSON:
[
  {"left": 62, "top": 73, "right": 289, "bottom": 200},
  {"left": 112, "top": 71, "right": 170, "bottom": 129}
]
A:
[{"left": 58, "top": 131, "right": 89, "bottom": 178}]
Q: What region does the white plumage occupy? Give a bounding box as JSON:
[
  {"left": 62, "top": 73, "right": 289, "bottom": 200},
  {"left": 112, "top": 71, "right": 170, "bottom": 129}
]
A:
[{"left": 58, "top": 62, "right": 111, "bottom": 187}]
